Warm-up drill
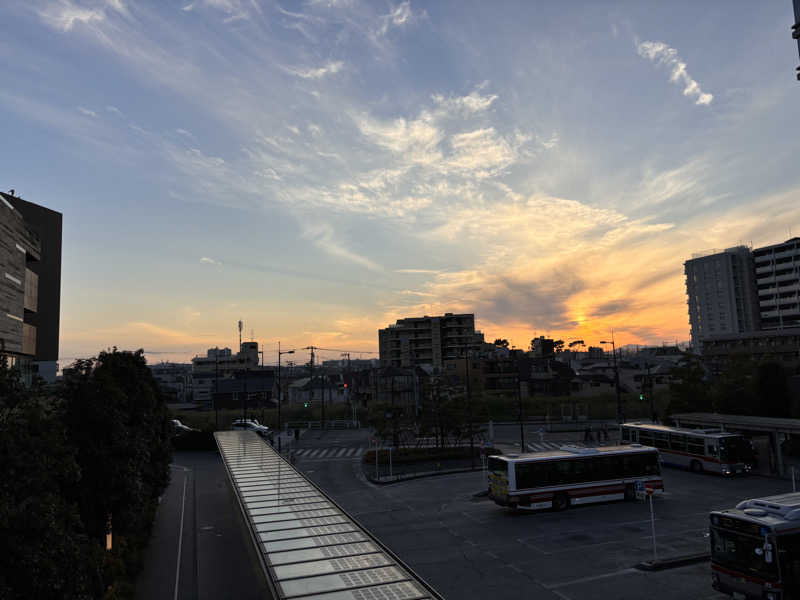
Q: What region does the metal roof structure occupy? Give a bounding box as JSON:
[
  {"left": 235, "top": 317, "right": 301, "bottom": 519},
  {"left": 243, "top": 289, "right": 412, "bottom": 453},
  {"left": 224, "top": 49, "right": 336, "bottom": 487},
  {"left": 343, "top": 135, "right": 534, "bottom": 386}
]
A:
[
  {"left": 215, "top": 430, "right": 443, "bottom": 600},
  {"left": 671, "top": 413, "right": 800, "bottom": 435}
]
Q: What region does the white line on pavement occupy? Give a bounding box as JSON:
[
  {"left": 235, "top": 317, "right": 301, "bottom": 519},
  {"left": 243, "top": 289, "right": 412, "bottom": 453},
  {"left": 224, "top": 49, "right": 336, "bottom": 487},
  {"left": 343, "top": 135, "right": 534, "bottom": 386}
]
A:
[
  {"left": 173, "top": 473, "right": 188, "bottom": 600},
  {"left": 544, "top": 568, "right": 638, "bottom": 590}
]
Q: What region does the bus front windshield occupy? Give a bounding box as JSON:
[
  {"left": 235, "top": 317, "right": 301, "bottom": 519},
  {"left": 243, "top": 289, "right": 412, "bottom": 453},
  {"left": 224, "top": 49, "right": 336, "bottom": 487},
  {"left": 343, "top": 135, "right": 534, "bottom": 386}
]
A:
[
  {"left": 711, "top": 528, "right": 777, "bottom": 581},
  {"left": 488, "top": 457, "right": 508, "bottom": 479},
  {"left": 720, "top": 437, "right": 753, "bottom": 464}
]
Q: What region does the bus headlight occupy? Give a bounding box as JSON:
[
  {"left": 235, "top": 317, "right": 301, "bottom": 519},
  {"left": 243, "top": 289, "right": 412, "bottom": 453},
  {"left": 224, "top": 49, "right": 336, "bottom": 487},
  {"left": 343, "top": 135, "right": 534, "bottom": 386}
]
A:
[{"left": 721, "top": 464, "right": 730, "bottom": 474}]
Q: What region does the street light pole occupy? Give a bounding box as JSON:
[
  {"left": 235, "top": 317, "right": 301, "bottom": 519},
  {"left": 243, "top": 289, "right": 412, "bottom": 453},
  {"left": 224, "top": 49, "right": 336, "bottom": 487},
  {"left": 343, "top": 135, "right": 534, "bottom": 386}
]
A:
[{"left": 277, "top": 342, "right": 295, "bottom": 453}]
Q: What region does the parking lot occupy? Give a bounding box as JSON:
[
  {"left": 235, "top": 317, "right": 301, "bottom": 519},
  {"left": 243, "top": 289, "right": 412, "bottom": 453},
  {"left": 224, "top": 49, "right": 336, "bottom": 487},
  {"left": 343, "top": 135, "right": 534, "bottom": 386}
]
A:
[{"left": 300, "top": 455, "right": 792, "bottom": 599}]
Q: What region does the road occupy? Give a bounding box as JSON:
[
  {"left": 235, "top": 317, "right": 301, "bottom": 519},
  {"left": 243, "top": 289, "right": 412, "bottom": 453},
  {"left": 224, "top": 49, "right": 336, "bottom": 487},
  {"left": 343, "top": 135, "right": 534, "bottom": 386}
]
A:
[
  {"left": 135, "top": 451, "right": 272, "bottom": 600},
  {"left": 294, "top": 439, "right": 790, "bottom": 600}
]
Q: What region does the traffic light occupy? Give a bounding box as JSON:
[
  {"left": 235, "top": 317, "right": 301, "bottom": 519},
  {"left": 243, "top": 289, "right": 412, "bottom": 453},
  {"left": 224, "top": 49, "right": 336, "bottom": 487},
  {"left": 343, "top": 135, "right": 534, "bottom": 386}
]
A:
[
  {"left": 639, "top": 394, "right": 644, "bottom": 401},
  {"left": 303, "top": 401, "right": 309, "bottom": 408}
]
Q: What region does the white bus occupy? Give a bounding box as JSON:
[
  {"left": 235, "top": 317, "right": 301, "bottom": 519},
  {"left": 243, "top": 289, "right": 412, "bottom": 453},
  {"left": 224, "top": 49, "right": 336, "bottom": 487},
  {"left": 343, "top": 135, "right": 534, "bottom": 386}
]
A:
[
  {"left": 620, "top": 423, "right": 754, "bottom": 476},
  {"left": 710, "top": 493, "right": 800, "bottom": 599},
  {"left": 488, "top": 444, "right": 663, "bottom": 511}
]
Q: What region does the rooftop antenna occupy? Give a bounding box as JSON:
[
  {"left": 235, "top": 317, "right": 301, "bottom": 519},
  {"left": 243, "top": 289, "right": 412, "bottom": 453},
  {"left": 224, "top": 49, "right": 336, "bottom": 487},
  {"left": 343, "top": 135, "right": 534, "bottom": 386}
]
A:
[{"left": 238, "top": 320, "right": 243, "bottom": 352}]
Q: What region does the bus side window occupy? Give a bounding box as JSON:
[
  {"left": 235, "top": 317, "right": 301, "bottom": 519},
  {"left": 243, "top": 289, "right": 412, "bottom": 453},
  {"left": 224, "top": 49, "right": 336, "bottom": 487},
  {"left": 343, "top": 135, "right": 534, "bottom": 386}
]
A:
[
  {"left": 687, "top": 439, "right": 705, "bottom": 455},
  {"left": 621, "top": 428, "right": 630, "bottom": 442},
  {"left": 639, "top": 432, "right": 653, "bottom": 446},
  {"left": 515, "top": 462, "right": 534, "bottom": 490},
  {"left": 669, "top": 434, "right": 687, "bottom": 452},
  {"left": 707, "top": 443, "right": 718, "bottom": 458}
]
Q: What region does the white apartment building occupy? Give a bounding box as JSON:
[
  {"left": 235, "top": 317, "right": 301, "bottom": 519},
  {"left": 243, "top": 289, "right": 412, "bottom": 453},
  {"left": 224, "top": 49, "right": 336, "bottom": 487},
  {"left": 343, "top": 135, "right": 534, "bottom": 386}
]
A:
[
  {"left": 378, "top": 312, "right": 485, "bottom": 369},
  {"left": 753, "top": 237, "right": 800, "bottom": 330},
  {"left": 684, "top": 246, "right": 760, "bottom": 351}
]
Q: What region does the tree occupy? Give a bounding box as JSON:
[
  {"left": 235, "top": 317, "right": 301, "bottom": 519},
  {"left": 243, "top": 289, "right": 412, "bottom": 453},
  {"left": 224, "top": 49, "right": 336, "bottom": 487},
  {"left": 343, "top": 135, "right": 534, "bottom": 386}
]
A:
[
  {"left": 493, "top": 338, "right": 509, "bottom": 349},
  {"left": 553, "top": 340, "right": 565, "bottom": 353},
  {"left": 666, "top": 353, "right": 712, "bottom": 417},
  {"left": 568, "top": 340, "right": 586, "bottom": 351},
  {"left": 754, "top": 361, "right": 791, "bottom": 418},
  {"left": 0, "top": 357, "right": 101, "bottom": 599}
]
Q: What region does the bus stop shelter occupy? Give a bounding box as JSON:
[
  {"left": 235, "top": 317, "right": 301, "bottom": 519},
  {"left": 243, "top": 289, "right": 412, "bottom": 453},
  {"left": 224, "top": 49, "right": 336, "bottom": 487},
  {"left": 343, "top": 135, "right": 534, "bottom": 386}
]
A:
[{"left": 671, "top": 413, "right": 800, "bottom": 477}]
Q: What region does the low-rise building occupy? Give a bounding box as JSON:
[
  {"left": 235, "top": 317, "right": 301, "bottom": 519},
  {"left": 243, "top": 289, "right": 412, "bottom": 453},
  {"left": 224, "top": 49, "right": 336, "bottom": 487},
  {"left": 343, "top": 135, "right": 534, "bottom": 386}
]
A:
[{"left": 150, "top": 362, "right": 193, "bottom": 403}]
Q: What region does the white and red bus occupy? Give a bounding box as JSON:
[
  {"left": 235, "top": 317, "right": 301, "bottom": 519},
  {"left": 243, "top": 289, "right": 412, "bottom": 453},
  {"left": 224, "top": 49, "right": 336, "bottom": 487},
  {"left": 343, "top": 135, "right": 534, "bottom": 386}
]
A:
[
  {"left": 488, "top": 444, "right": 663, "bottom": 511},
  {"left": 710, "top": 493, "right": 800, "bottom": 599},
  {"left": 621, "top": 422, "right": 754, "bottom": 476}
]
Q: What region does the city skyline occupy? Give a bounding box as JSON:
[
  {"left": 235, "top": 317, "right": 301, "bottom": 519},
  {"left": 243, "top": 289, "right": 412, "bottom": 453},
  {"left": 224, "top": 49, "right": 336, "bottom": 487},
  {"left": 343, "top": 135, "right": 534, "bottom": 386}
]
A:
[{"left": 2, "top": 1, "right": 800, "bottom": 365}]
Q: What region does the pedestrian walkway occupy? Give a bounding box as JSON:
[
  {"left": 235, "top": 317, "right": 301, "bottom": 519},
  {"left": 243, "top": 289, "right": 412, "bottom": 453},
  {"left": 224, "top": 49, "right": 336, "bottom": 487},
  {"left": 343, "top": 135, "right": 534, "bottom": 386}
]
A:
[
  {"left": 526, "top": 441, "right": 612, "bottom": 452},
  {"left": 293, "top": 446, "right": 365, "bottom": 460}
]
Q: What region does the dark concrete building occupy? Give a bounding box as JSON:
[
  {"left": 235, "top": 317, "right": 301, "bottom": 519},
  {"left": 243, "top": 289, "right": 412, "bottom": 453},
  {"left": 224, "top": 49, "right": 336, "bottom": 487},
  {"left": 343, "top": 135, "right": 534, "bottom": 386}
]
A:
[{"left": 0, "top": 191, "right": 62, "bottom": 383}]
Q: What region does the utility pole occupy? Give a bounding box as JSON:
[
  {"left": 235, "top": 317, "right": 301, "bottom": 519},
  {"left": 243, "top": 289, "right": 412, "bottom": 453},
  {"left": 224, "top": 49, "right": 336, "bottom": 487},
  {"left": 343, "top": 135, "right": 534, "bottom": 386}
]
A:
[
  {"left": 390, "top": 375, "right": 396, "bottom": 447},
  {"left": 465, "top": 352, "right": 475, "bottom": 470},
  {"left": 304, "top": 346, "right": 320, "bottom": 429},
  {"left": 600, "top": 334, "right": 623, "bottom": 424},
  {"left": 214, "top": 347, "right": 219, "bottom": 430},
  {"left": 516, "top": 358, "right": 524, "bottom": 451},
  {"left": 278, "top": 343, "right": 295, "bottom": 452}
]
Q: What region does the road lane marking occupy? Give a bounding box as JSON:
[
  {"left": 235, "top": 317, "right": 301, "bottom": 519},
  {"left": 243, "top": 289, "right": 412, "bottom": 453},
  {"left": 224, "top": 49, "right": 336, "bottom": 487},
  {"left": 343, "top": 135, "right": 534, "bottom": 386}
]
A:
[
  {"left": 173, "top": 472, "right": 188, "bottom": 600},
  {"left": 544, "top": 567, "right": 638, "bottom": 589}
]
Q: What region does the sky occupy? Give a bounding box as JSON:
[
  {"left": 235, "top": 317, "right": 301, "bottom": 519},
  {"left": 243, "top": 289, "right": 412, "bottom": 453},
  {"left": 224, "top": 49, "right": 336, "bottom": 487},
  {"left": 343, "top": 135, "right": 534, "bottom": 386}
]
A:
[{"left": 2, "top": 0, "right": 800, "bottom": 367}]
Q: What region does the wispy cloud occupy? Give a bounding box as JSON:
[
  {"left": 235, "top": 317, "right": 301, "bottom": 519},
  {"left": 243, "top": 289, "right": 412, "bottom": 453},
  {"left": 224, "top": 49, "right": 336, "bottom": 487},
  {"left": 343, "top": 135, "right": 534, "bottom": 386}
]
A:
[
  {"left": 77, "top": 106, "right": 97, "bottom": 117},
  {"left": 39, "top": 0, "right": 105, "bottom": 32},
  {"left": 637, "top": 40, "right": 713, "bottom": 106},
  {"left": 200, "top": 256, "right": 222, "bottom": 265},
  {"left": 302, "top": 223, "right": 382, "bottom": 271},
  {"left": 376, "top": 1, "right": 421, "bottom": 36},
  {"left": 284, "top": 61, "right": 344, "bottom": 79}
]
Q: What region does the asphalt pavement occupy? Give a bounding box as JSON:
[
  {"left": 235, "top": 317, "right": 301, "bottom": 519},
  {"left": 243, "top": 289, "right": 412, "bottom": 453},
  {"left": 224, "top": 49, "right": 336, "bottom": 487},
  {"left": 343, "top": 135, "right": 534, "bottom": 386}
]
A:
[
  {"left": 135, "top": 451, "right": 272, "bottom": 600},
  {"left": 296, "top": 444, "right": 791, "bottom": 600}
]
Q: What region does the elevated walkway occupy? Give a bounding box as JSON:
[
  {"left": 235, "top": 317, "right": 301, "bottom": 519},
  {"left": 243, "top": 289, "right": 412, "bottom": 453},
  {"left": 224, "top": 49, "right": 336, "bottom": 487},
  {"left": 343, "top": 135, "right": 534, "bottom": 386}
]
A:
[{"left": 215, "top": 430, "right": 443, "bottom": 600}]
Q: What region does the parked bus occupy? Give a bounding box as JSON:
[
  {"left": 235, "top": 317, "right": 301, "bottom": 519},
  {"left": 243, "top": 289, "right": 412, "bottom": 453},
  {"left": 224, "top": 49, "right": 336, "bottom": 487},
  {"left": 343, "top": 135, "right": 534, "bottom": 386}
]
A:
[
  {"left": 487, "top": 444, "right": 662, "bottom": 511},
  {"left": 621, "top": 422, "right": 754, "bottom": 475},
  {"left": 710, "top": 493, "right": 800, "bottom": 599}
]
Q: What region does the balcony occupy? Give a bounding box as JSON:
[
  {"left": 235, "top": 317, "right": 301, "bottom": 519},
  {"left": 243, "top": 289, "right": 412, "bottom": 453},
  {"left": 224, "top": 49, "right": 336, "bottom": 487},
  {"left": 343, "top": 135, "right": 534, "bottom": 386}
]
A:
[
  {"left": 756, "top": 265, "right": 774, "bottom": 275},
  {"left": 22, "top": 323, "right": 36, "bottom": 356}
]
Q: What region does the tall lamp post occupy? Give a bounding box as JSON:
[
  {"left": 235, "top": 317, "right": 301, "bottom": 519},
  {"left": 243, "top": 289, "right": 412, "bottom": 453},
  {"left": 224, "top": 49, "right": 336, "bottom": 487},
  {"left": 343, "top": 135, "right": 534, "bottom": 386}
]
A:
[
  {"left": 600, "top": 334, "right": 623, "bottom": 424},
  {"left": 277, "top": 342, "right": 295, "bottom": 452}
]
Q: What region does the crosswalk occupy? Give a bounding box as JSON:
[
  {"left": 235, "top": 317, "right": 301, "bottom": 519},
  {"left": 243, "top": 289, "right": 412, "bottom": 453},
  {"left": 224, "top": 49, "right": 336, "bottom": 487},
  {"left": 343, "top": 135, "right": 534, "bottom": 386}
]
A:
[
  {"left": 527, "top": 441, "right": 594, "bottom": 452},
  {"left": 293, "top": 446, "right": 366, "bottom": 460}
]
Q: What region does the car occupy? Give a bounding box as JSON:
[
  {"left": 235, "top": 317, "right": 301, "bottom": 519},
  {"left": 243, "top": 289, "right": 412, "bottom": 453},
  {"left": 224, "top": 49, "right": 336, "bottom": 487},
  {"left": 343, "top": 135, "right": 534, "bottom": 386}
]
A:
[
  {"left": 231, "top": 418, "right": 270, "bottom": 437},
  {"left": 170, "top": 419, "right": 196, "bottom": 434}
]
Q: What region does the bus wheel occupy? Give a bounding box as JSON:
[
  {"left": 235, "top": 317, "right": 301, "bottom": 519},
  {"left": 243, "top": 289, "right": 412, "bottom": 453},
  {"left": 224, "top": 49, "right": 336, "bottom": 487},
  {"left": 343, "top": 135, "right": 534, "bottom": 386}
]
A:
[
  {"left": 552, "top": 493, "right": 570, "bottom": 512},
  {"left": 690, "top": 460, "right": 703, "bottom": 473},
  {"left": 624, "top": 484, "right": 635, "bottom": 501}
]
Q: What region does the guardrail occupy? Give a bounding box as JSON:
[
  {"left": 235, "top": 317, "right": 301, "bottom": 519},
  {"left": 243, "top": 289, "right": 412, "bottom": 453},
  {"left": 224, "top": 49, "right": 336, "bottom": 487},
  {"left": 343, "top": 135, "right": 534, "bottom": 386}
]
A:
[
  {"left": 215, "top": 430, "right": 443, "bottom": 600},
  {"left": 285, "top": 420, "right": 360, "bottom": 430}
]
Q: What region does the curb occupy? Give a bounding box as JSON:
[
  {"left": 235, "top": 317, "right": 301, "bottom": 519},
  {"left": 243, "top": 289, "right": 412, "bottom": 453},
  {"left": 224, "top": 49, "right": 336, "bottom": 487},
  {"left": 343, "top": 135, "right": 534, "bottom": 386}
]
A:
[
  {"left": 367, "top": 467, "right": 482, "bottom": 485},
  {"left": 634, "top": 552, "right": 709, "bottom": 571}
]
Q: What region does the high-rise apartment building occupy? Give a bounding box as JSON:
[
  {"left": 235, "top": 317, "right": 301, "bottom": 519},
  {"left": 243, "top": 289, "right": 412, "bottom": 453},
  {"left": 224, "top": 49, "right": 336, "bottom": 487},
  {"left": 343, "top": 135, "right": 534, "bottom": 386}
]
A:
[
  {"left": 378, "top": 312, "right": 485, "bottom": 368},
  {"left": 753, "top": 237, "right": 800, "bottom": 330},
  {"left": 1, "top": 193, "right": 43, "bottom": 384},
  {"left": 684, "top": 246, "right": 760, "bottom": 351}
]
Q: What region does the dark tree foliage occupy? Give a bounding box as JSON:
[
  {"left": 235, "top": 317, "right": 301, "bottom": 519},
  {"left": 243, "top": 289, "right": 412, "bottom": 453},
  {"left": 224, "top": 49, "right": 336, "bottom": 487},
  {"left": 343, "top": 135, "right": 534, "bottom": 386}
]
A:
[
  {"left": 0, "top": 359, "right": 100, "bottom": 599},
  {"left": 492, "top": 338, "right": 509, "bottom": 348},
  {"left": 668, "top": 353, "right": 794, "bottom": 419},
  {"left": 666, "top": 353, "right": 712, "bottom": 416},
  {"left": 61, "top": 350, "right": 172, "bottom": 585},
  {"left": 0, "top": 349, "right": 172, "bottom": 599}
]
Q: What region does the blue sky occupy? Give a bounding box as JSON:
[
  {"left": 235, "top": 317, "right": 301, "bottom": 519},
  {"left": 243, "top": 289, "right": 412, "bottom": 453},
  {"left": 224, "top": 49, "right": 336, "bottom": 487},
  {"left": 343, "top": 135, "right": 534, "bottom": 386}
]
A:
[{"left": 2, "top": 0, "right": 799, "bottom": 365}]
